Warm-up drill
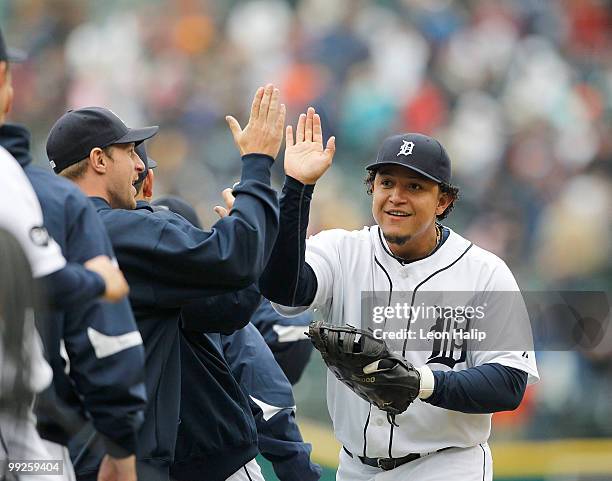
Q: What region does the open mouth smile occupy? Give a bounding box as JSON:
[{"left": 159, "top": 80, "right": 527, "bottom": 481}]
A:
[{"left": 385, "top": 210, "right": 411, "bottom": 218}]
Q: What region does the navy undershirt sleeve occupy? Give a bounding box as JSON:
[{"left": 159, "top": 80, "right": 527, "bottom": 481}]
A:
[
  {"left": 425, "top": 363, "right": 528, "bottom": 413},
  {"left": 260, "top": 176, "right": 318, "bottom": 307}
]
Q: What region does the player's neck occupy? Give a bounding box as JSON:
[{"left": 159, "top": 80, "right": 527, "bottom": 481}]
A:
[{"left": 385, "top": 224, "right": 440, "bottom": 262}]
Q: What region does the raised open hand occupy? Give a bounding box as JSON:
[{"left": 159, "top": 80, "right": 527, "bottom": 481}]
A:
[
  {"left": 226, "top": 84, "right": 286, "bottom": 159},
  {"left": 284, "top": 107, "right": 335, "bottom": 185}
]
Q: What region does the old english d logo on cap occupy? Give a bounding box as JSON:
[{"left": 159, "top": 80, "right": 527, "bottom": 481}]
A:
[{"left": 397, "top": 140, "right": 415, "bottom": 156}]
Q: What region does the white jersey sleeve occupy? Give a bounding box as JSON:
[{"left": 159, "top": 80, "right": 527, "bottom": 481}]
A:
[
  {"left": 0, "top": 147, "right": 66, "bottom": 278},
  {"left": 469, "top": 255, "right": 539, "bottom": 384}
]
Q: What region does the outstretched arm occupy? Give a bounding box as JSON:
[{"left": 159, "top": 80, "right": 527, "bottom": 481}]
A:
[{"left": 259, "top": 108, "right": 335, "bottom": 307}]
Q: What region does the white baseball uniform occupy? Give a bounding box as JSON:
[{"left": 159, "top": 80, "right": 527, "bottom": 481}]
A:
[
  {"left": 0, "top": 146, "right": 65, "bottom": 278},
  {"left": 274, "top": 225, "right": 538, "bottom": 481},
  {"left": 0, "top": 145, "right": 73, "bottom": 480}
]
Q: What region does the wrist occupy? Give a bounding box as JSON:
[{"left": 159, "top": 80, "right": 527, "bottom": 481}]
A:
[
  {"left": 283, "top": 175, "right": 315, "bottom": 197},
  {"left": 103, "top": 439, "right": 133, "bottom": 459},
  {"left": 284, "top": 172, "right": 318, "bottom": 186},
  {"left": 239, "top": 154, "right": 274, "bottom": 185},
  {"left": 416, "top": 365, "right": 435, "bottom": 400}
]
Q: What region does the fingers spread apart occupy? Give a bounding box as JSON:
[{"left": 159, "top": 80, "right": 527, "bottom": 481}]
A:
[
  {"left": 250, "top": 86, "right": 264, "bottom": 121},
  {"left": 305, "top": 107, "right": 314, "bottom": 142},
  {"left": 258, "top": 84, "right": 274, "bottom": 122}
]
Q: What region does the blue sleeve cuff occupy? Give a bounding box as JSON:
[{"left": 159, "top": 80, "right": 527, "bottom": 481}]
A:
[
  {"left": 239, "top": 154, "right": 274, "bottom": 186},
  {"left": 283, "top": 175, "right": 315, "bottom": 198}
]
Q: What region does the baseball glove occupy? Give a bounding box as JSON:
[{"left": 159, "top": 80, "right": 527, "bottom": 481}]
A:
[{"left": 307, "top": 321, "right": 421, "bottom": 415}]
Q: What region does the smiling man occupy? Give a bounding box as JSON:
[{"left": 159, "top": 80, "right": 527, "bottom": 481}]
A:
[
  {"left": 260, "top": 110, "right": 538, "bottom": 481},
  {"left": 47, "top": 86, "right": 284, "bottom": 481}
]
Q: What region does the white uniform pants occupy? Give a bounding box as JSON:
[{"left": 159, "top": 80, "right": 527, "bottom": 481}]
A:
[
  {"left": 336, "top": 443, "right": 493, "bottom": 481},
  {"left": 0, "top": 412, "right": 75, "bottom": 481},
  {"left": 225, "top": 458, "right": 266, "bottom": 481}
]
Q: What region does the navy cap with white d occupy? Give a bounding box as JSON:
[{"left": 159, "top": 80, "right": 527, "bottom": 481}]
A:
[
  {"left": 46, "top": 107, "right": 159, "bottom": 174},
  {"left": 366, "top": 133, "right": 451, "bottom": 184}
]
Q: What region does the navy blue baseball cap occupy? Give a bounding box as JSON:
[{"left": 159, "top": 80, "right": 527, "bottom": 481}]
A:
[
  {"left": 135, "top": 142, "right": 157, "bottom": 184},
  {"left": 46, "top": 107, "right": 159, "bottom": 173},
  {"left": 366, "top": 133, "right": 451, "bottom": 184},
  {"left": 0, "top": 27, "right": 26, "bottom": 62}
]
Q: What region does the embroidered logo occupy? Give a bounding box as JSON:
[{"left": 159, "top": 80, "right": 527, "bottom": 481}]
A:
[
  {"left": 397, "top": 140, "right": 415, "bottom": 156},
  {"left": 29, "top": 226, "right": 50, "bottom": 247}
]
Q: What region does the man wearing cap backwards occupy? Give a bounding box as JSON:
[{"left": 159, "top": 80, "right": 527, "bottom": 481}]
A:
[
  {"left": 0, "top": 26, "right": 145, "bottom": 481},
  {"left": 259, "top": 107, "right": 539, "bottom": 480},
  {"left": 47, "top": 85, "right": 284, "bottom": 481}
]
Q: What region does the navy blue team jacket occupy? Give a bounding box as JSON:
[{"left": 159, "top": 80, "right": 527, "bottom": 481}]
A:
[
  {"left": 219, "top": 323, "right": 321, "bottom": 481},
  {"left": 172, "top": 291, "right": 320, "bottom": 481},
  {"left": 150, "top": 195, "right": 320, "bottom": 480},
  {"left": 0, "top": 124, "right": 147, "bottom": 458},
  {"left": 90, "top": 154, "right": 279, "bottom": 478},
  {"left": 172, "top": 328, "right": 260, "bottom": 481}
]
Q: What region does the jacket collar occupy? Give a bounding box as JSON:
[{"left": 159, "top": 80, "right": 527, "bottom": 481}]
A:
[
  {"left": 90, "top": 197, "right": 111, "bottom": 211},
  {"left": 90, "top": 197, "right": 154, "bottom": 213},
  {"left": 136, "top": 200, "right": 153, "bottom": 212},
  {"left": 0, "top": 123, "right": 32, "bottom": 168}
]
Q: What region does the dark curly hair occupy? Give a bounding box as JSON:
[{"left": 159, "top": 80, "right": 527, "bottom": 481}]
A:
[{"left": 364, "top": 169, "right": 459, "bottom": 221}]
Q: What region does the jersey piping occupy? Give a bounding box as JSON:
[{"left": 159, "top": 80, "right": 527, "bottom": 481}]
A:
[{"left": 373, "top": 230, "right": 473, "bottom": 459}]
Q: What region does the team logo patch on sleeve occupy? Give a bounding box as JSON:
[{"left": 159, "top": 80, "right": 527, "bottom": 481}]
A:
[{"left": 29, "top": 225, "right": 50, "bottom": 247}]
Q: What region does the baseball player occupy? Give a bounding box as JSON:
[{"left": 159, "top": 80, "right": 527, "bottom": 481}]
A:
[
  {"left": 46, "top": 85, "right": 284, "bottom": 481},
  {"left": 150, "top": 193, "right": 321, "bottom": 481},
  {"left": 2, "top": 120, "right": 149, "bottom": 481},
  {"left": 0, "top": 228, "right": 67, "bottom": 481},
  {"left": 260, "top": 108, "right": 539, "bottom": 480}
]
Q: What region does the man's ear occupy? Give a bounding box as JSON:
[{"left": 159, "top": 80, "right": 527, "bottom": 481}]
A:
[
  {"left": 0, "top": 62, "right": 13, "bottom": 117},
  {"left": 89, "top": 147, "right": 108, "bottom": 174},
  {"left": 143, "top": 170, "right": 154, "bottom": 199},
  {"left": 3, "top": 84, "right": 13, "bottom": 117},
  {"left": 435, "top": 190, "right": 453, "bottom": 217},
  {"left": 0, "top": 61, "right": 7, "bottom": 83}
]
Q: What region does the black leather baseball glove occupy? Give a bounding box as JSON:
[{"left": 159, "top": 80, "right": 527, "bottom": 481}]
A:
[{"left": 308, "top": 320, "right": 421, "bottom": 415}]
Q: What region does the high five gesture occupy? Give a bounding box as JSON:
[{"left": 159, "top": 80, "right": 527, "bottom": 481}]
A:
[
  {"left": 284, "top": 107, "right": 335, "bottom": 185},
  {"left": 226, "top": 84, "right": 286, "bottom": 159}
]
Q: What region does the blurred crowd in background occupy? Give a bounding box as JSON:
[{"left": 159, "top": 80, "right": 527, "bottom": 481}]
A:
[{"left": 2, "top": 0, "right": 611, "bottom": 441}]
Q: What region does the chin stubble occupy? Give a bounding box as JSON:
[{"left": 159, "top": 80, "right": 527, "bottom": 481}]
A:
[{"left": 383, "top": 233, "right": 412, "bottom": 246}]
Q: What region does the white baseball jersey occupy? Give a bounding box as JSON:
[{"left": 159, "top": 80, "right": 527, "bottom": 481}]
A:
[
  {"left": 274, "top": 225, "right": 538, "bottom": 458},
  {"left": 0, "top": 146, "right": 65, "bottom": 278}
]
